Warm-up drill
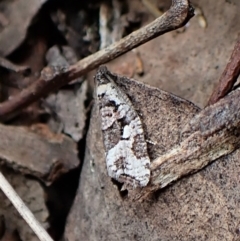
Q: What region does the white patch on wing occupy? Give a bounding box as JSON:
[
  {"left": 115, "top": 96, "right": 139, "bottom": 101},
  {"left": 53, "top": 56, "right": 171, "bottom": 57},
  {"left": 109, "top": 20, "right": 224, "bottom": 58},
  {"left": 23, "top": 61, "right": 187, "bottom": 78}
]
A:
[{"left": 95, "top": 66, "right": 150, "bottom": 188}]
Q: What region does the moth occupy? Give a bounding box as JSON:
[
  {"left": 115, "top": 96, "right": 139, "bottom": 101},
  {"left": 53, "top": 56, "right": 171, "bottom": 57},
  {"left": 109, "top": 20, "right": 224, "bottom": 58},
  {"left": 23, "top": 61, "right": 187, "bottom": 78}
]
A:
[{"left": 95, "top": 66, "right": 150, "bottom": 188}]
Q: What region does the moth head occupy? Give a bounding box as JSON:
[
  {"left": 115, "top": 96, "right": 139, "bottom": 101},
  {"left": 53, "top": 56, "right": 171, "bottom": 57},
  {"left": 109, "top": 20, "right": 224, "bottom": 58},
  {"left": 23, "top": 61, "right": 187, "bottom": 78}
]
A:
[{"left": 95, "top": 66, "right": 111, "bottom": 86}]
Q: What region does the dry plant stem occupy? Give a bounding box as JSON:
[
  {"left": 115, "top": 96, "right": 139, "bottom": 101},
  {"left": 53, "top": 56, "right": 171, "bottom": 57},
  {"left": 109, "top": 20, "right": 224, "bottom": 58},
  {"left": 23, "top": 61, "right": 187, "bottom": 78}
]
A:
[
  {"left": 149, "top": 87, "right": 240, "bottom": 192},
  {"left": 207, "top": 37, "right": 240, "bottom": 105},
  {"left": 0, "top": 172, "right": 53, "bottom": 241},
  {"left": 0, "top": 0, "right": 194, "bottom": 121}
]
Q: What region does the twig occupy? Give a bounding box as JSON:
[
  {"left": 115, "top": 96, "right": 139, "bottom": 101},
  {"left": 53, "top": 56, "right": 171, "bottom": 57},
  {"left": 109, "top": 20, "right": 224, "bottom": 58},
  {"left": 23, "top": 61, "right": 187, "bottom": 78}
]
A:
[
  {"left": 0, "top": 0, "right": 194, "bottom": 121},
  {"left": 0, "top": 172, "right": 53, "bottom": 241},
  {"left": 207, "top": 37, "right": 240, "bottom": 105}
]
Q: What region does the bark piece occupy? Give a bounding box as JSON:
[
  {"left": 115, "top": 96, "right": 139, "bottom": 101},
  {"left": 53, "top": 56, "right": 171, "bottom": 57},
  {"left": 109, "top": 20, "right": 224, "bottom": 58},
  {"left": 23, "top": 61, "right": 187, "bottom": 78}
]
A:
[
  {"left": 0, "top": 124, "right": 79, "bottom": 184},
  {"left": 45, "top": 81, "right": 88, "bottom": 142}
]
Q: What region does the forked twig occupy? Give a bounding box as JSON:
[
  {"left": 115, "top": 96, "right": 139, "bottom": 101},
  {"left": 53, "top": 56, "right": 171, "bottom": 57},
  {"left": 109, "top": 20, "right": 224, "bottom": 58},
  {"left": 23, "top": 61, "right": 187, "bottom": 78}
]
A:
[
  {"left": 0, "top": 0, "right": 194, "bottom": 121},
  {"left": 0, "top": 172, "right": 53, "bottom": 241}
]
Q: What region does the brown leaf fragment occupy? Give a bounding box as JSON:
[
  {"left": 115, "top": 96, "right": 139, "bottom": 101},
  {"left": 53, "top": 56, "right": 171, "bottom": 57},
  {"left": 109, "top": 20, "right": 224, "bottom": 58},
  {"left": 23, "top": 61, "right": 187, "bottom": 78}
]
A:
[{"left": 0, "top": 124, "right": 79, "bottom": 184}]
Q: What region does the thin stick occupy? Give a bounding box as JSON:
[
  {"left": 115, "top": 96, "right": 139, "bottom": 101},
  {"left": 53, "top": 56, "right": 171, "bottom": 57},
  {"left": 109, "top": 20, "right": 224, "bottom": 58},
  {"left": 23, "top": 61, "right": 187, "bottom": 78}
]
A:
[
  {"left": 0, "top": 0, "right": 194, "bottom": 121},
  {"left": 0, "top": 172, "right": 53, "bottom": 241},
  {"left": 207, "top": 37, "right": 240, "bottom": 105}
]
